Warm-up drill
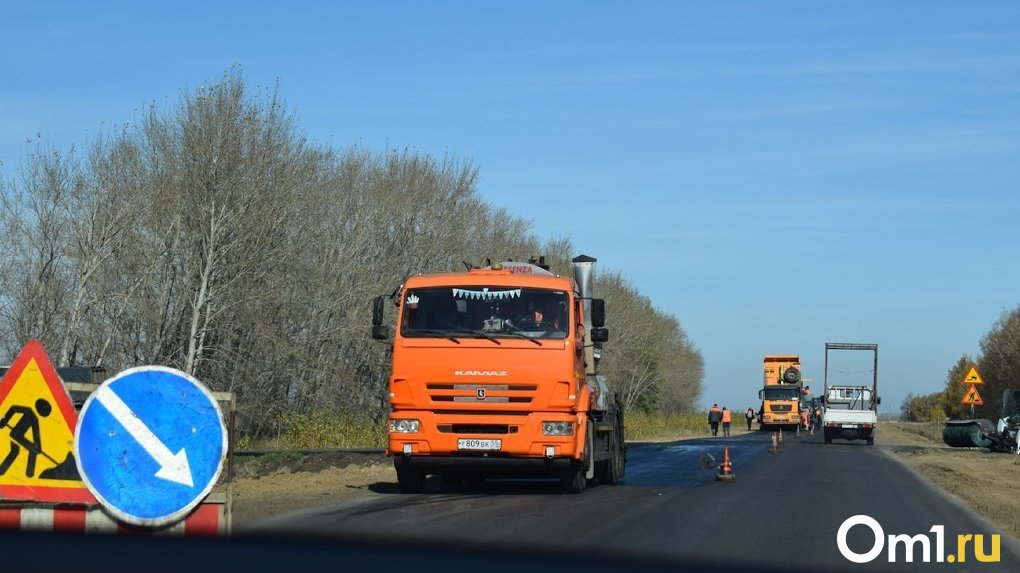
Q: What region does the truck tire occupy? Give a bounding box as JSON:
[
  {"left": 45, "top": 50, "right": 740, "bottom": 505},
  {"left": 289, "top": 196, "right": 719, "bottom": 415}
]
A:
[
  {"left": 560, "top": 460, "right": 587, "bottom": 493},
  {"left": 824, "top": 430, "right": 833, "bottom": 444},
  {"left": 614, "top": 428, "right": 627, "bottom": 482},
  {"left": 595, "top": 424, "right": 625, "bottom": 485},
  {"left": 866, "top": 438, "right": 874, "bottom": 445},
  {"left": 783, "top": 367, "right": 801, "bottom": 384},
  {"left": 561, "top": 426, "right": 592, "bottom": 493},
  {"left": 395, "top": 461, "right": 426, "bottom": 493}
]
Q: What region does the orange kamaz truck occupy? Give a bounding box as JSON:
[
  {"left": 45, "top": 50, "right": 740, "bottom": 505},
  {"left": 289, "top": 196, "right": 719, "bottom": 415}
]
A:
[
  {"left": 371, "top": 255, "right": 625, "bottom": 493},
  {"left": 758, "top": 355, "right": 804, "bottom": 430}
]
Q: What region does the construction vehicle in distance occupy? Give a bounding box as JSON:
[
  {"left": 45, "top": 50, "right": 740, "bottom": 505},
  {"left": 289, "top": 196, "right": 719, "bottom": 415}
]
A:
[
  {"left": 821, "top": 343, "right": 880, "bottom": 445},
  {"left": 371, "top": 255, "right": 625, "bottom": 493},
  {"left": 758, "top": 355, "right": 805, "bottom": 431},
  {"left": 943, "top": 389, "right": 1020, "bottom": 453}
]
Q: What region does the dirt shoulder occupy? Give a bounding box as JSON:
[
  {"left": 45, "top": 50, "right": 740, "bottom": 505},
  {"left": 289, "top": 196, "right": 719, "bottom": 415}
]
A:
[
  {"left": 877, "top": 422, "right": 1020, "bottom": 538},
  {"left": 231, "top": 451, "right": 392, "bottom": 526},
  {"left": 231, "top": 424, "right": 1020, "bottom": 536}
]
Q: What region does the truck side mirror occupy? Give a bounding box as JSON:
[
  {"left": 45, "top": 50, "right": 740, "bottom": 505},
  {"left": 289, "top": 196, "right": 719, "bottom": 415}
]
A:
[
  {"left": 371, "top": 296, "right": 389, "bottom": 340},
  {"left": 591, "top": 299, "right": 606, "bottom": 327},
  {"left": 877, "top": 396, "right": 882, "bottom": 405},
  {"left": 591, "top": 327, "right": 609, "bottom": 343}
]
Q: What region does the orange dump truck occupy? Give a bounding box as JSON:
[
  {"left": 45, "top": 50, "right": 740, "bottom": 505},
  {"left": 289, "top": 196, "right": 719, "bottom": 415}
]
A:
[
  {"left": 371, "top": 255, "right": 626, "bottom": 493},
  {"left": 758, "top": 355, "right": 804, "bottom": 430}
]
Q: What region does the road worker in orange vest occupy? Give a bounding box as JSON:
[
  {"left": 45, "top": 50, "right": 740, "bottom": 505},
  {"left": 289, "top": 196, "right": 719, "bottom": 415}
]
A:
[
  {"left": 721, "top": 407, "right": 732, "bottom": 437},
  {"left": 708, "top": 404, "right": 722, "bottom": 436},
  {"left": 800, "top": 409, "right": 809, "bottom": 432}
]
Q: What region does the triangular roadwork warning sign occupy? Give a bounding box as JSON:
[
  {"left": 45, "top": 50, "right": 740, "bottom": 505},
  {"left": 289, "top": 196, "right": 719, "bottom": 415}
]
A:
[
  {"left": 0, "top": 340, "right": 96, "bottom": 503},
  {"left": 963, "top": 365, "right": 984, "bottom": 385},
  {"left": 961, "top": 383, "right": 984, "bottom": 406}
]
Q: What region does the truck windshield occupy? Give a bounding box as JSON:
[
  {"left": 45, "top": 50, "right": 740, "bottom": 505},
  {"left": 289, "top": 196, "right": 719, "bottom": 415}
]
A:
[
  {"left": 401, "top": 286, "right": 569, "bottom": 340},
  {"left": 762, "top": 387, "right": 801, "bottom": 400}
]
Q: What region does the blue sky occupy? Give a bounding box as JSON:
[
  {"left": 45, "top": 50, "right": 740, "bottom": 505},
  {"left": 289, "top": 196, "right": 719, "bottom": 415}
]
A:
[{"left": 3, "top": 2, "right": 1019, "bottom": 413}]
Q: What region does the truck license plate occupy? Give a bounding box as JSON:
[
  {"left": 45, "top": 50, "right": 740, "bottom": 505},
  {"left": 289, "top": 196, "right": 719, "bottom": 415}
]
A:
[
  {"left": 841, "top": 424, "right": 856, "bottom": 429},
  {"left": 458, "top": 439, "right": 501, "bottom": 451}
]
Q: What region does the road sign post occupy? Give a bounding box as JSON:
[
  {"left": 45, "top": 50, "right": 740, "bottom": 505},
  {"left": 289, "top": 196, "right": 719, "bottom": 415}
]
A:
[
  {"left": 960, "top": 365, "right": 985, "bottom": 417},
  {"left": 74, "top": 366, "right": 227, "bottom": 527}
]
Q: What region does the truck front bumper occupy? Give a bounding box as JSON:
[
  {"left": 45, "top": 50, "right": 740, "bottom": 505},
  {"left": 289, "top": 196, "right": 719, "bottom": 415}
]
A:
[
  {"left": 393, "top": 454, "right": 573, "bottom": 476},
  {"left": 387, "top": 410, "right": 584, "bottom": 464},
  {"left": 761, "top": 414, "right": 799, "bottom": 426}
]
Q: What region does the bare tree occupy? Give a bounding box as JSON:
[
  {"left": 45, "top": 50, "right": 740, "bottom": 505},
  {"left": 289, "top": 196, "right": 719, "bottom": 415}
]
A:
[{"left": 0, "top": 68, "right": 704, "bottom": 437}]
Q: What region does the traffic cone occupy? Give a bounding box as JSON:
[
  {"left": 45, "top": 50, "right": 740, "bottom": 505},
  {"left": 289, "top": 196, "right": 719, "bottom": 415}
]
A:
[
  {"left": 795, "top": 423, "right": 801, "bottom": 439},
  {"left": 768, "top": 431, "right": 779, "bottom": 453},
  {"left": 778, "top": 428, "right": 784, "bottom": 445},
  {"left": 716, "top": 446, "right": 735, "bottom": 481}
]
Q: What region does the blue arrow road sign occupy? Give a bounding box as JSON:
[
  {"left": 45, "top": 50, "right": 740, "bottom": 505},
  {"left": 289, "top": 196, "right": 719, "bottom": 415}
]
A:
[{"left": 74, "top": 366, "right": 227, "bottom": 527}]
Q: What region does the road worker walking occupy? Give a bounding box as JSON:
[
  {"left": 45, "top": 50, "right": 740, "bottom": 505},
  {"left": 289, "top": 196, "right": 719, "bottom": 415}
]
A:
[{"left": 708, "top": 404, "right": 722, "bottom": 436}]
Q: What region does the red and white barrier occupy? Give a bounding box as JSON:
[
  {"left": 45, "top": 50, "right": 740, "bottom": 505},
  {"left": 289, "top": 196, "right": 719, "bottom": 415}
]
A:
[{"left": 0, "top": 503, "right": 225, "bottom": 536}]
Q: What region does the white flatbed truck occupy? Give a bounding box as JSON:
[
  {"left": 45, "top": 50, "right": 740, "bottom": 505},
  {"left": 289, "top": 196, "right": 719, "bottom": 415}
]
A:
[{"left": 821, "top": 343, "right": 880, "bottom": 445}]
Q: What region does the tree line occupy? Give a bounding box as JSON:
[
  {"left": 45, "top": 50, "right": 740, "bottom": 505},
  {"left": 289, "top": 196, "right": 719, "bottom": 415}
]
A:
[
  {"left": 0, "top": 70, "right": 703, "bottom": 436},
  {"left": 901, "top": 306, "right": 1020, "bottom": 422}
]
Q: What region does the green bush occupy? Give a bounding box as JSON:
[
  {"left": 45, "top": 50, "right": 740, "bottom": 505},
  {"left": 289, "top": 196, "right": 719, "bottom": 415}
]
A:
[
  {"left": 279, "top": 411, "right": 386, "bottom": 449},
  {"left": 626, "top": 411, "right": 710, "bottom": 440}
]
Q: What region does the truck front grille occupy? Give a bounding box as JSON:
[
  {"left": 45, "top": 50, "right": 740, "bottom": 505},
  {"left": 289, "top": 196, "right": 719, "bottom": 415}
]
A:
[
  {"left": 436, "top": 424, "right": 517, "bottom": 435},
  {"left": 427, "top": 383, "right": 537, "bottom": 404},
  {"left": 769, "top": 404, "right": 792, "bottom": 412}
]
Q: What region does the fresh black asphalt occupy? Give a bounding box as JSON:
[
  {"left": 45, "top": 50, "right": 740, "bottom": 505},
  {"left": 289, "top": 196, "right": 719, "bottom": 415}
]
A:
[{"left": 243, "top": 430, "right": 1020, "bottom": 572}]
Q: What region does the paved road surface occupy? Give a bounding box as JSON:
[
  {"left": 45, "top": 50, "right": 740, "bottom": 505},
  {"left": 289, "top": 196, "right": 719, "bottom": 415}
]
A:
[{"left": 244, "top": 430, "right": 1020, "bottom": 572}]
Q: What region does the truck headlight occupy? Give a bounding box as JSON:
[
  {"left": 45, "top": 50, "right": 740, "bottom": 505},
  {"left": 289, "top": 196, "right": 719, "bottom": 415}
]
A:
[
  {"left": 390, "top": 419, "right": 420, "bottom": 433},
  {"left": 542, "top": 421, "right": 574, "bottom": 436}
]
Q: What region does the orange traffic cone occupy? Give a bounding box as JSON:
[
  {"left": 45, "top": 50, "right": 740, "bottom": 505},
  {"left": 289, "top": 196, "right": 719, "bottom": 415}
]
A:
[
  {"left": 768, "top": 431, "right": 779, "bottom": 453},
  {"left": 716, "top": 446, "right": 735, "bottom": 481},
  {"left": 778, "top": 428, "right": 784, "bottom": 445}
]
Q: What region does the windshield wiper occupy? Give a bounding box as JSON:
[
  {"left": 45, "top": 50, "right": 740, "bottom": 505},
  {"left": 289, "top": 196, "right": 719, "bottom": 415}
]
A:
[
  {"left": 445, "top": 328, "right": 502, "bottom": 345},
  {"left": 405, "top": 329, "right": 461, "bottom": 343},
  {"left": 502, "top": 324, "right": 542, "bottom": 346}
]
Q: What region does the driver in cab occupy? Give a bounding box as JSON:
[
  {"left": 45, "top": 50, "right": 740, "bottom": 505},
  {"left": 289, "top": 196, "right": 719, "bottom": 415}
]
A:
[{"left": 529, "top": 300, "right": 562, "bottom": 330}]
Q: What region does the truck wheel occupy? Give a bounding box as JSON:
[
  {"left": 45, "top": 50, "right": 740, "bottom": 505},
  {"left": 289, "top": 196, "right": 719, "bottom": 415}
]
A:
[
  {"left": 824, "top": 430, "right": 832, "bottom": 445},
  {"left": 560, "top": 460, "right": 587, "bottom": 493},
  {"left": 395, "top": 461, "right": 426, "bottom": 493},
  {"left": 866, "top": 438, "right": 874, "bottom": 446},
  {"left": 596, "top": 426, "right": 625, "bottom": 485},
  {"left": 613, "top": 429, "right": 626, "bottom": 482}
]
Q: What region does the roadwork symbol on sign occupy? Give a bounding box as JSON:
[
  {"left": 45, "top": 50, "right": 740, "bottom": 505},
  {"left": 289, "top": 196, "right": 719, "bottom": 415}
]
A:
[
  {"left": 75, "top": 366, "right": 227, "bottom": 527},
  {"left": 0, "top": 340, "right": 96, "bottom": 503},
  {"left": 961, "top": 384, "right": 984, "bottom": 406},
  {"left": 963, "top": 366, "right": 984, "bottom": 385}
]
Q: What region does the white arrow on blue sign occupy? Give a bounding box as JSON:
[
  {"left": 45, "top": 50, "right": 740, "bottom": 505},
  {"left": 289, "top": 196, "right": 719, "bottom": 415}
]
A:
[{"left": 74, "top": 366, "right": 227, "bottom": 527}]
